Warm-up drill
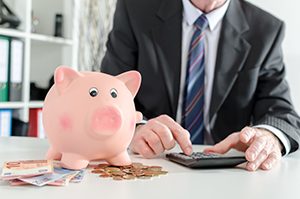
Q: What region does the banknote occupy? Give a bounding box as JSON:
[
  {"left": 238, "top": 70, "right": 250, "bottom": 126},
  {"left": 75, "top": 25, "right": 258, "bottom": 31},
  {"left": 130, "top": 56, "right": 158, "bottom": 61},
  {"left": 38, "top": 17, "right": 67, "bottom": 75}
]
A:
[
  {"left": 8, "top": 170, "right": 80, "bottom": 186},
  {"left": 8, "top": 179, "right": 28, "bottom": 186},
  {"left": 1, "top": 160, "right": 53, "bottom": 180},
  {"left": 70, "top": 169, "right": 85, "bottom": 183},
  {"left": 48, "top": 171, "right": 79, "bottom": 186},
  {"left": 18, "top": 167, "right": 77, "bottom": 187}
]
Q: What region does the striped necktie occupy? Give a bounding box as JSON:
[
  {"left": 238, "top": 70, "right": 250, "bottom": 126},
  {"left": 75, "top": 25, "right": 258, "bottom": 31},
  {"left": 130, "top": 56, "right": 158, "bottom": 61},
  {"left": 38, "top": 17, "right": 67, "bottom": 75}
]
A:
[{"left": 182, "top": 14, "right": 208, "bottom": 144}]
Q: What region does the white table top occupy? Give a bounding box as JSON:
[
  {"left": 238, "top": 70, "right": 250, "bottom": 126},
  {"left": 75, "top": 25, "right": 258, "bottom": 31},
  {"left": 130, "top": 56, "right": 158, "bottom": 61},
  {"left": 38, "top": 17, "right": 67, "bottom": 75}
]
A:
[{"left": 0, "top": 136, "right": 300, "bottom": 199}]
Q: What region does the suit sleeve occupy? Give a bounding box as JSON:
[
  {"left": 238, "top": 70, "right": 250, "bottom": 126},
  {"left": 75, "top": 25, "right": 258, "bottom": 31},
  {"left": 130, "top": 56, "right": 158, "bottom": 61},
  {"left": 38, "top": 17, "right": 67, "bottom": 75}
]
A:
[
  {"left": 101, "top": 0, "right": 138, "bottom": 75},
  {"left": 253, "top": 22, "right": 300, "bottom": 153}
]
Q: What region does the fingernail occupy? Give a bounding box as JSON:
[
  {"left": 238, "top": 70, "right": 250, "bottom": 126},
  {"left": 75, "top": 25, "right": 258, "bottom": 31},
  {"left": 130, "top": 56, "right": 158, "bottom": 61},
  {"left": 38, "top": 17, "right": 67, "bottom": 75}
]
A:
[
  {"left": 251, "top": 153, "right": 256, "bottom": 160},
  {"left": 264, "top": 163, "right": 270, "bottom": 169},
  {"left": 248, "top": 163, "right": 256, "bottom": 171},
  {"left": 203, "top": 148, "right": 211, "bottom": 153},
  {"left": 248, "top": 152, "right": 256, "bottom": 161},
  {"left": 185, "top": 146, "right": 193, "bottom": 155}
]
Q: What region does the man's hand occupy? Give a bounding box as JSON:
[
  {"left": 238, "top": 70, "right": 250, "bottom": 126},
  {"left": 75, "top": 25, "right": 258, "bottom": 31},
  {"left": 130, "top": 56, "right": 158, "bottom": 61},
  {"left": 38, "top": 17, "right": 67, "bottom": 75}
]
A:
[
  {"left": 130, "top": 115, "right": 193, "bottom": 158},
  {"left": 204, "top": 127, "right": 283, "bottom": 171}
]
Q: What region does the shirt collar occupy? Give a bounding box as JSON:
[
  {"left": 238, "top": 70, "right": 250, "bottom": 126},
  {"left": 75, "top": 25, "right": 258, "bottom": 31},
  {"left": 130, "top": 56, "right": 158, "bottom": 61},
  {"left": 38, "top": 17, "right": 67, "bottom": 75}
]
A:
[{"left": 182, "top": 0, "right": 231, "bottom": 31}]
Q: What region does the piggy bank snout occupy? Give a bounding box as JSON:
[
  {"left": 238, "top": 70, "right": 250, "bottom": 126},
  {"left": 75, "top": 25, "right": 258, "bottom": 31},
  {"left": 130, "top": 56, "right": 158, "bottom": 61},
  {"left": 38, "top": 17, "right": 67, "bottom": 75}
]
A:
[{"left": 91, "top": 106, "right": 122, "bottom": 135}]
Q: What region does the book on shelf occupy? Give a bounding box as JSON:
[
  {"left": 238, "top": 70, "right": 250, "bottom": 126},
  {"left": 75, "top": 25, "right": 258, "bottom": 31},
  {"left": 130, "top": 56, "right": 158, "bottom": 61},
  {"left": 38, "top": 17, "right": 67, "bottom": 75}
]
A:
[
  {"left": 9, "top": 38, "right": 23, "bottom": 101},
  {"left": 28, "top": 108, "right": 46, "bottom": 138},
  {"left": 0, "top": 35, "right": 24, "bottom": 102},
  {"left": 0, "top": 35, "right": 10, "bottom": 102},
  {"left": 0, "top": 109, "right": 12, "bottom": 136}
]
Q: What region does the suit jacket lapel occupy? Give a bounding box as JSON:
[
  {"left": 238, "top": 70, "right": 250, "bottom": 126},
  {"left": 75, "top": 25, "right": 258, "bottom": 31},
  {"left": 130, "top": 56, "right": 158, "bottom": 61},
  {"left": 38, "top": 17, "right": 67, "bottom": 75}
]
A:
[
  {"left": 151, "top": 0, "right": 182, "bottom": 118},
  {"left": 209, "top": 0, "right": 251, "bottom": 122}
]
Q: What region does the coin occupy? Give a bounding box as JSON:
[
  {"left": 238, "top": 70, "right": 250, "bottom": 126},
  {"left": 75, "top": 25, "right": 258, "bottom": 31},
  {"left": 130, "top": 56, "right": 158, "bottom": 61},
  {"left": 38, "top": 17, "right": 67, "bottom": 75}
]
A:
[
  {"left": 148, "top": 166, "right": 162, "bottom": 171},
  {"left": 96, "top": 163, "right": 109, "bottom": 169},
  {"left": 91, "top": 169, "right": 105, "bottom": 174},
  {"left": 106, "top": 167, "right": 121, "bottom": 172},
  {"left": 113, "top": 176, "right": 123, "bottom": 181},
  {"left": 99, "top": 173, "right": 111, "bottom": 178},
  {"left": 91, "top": 162, "right": 167, "bottom": 181},
  {"left": 122, "top": 174, "right": 135, "bottom": 180}
]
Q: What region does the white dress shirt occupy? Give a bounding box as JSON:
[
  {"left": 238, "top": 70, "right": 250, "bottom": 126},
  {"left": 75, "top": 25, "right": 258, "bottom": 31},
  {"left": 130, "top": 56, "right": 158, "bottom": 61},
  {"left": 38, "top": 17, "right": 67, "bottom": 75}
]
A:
[{"left": 176, "top": 0, "right": 290, "bottom": 155}]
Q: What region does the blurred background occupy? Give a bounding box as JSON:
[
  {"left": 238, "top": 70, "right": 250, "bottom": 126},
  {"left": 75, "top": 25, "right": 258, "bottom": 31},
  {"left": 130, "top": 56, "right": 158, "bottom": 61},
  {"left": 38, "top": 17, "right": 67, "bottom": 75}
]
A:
[
  {"left": 251, "top": 0, "right": 300, "bottom": 113},
  {"left": 0, "top": 0, "right": 299, "bottom": 137}
]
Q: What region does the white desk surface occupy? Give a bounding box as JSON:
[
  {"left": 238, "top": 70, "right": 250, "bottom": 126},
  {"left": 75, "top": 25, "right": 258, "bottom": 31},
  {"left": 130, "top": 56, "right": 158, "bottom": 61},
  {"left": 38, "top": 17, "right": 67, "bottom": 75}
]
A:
[{"left": 0, "top": 136, "right": 300, "bottom": 199}]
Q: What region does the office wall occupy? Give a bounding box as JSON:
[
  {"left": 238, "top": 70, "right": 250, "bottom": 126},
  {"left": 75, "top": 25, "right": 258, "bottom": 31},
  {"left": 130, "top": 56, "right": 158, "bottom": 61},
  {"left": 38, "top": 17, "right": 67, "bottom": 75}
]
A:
[{"left": 248, "top": 0, "right": 300, "bottom": 113}]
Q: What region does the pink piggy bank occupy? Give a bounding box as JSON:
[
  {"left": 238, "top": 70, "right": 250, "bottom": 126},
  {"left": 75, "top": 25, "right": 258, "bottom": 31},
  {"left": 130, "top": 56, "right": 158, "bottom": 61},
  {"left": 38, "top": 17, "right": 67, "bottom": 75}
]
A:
[{"left": 42, "top": 66, "right": 142, "bottom": 170}]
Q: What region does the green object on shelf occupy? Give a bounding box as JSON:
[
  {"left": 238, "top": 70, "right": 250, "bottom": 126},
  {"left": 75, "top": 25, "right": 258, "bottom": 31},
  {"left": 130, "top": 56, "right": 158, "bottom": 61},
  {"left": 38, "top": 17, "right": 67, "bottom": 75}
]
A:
[
  {"left": 0, "top": 83, "right": 8, "bottom": 101},
  {"left": 0, "top": 35, "right": 10, "bottom": 102}
]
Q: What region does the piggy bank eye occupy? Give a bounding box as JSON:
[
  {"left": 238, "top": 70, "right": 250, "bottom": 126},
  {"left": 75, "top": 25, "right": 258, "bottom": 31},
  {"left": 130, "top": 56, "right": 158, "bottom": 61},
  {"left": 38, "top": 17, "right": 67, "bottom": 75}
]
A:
[
  {"left": 110, "top": 88, "right": 118, "bottom": 98},
  {"left": 89, "top": 87, "right": 98, "bottom": 97}
]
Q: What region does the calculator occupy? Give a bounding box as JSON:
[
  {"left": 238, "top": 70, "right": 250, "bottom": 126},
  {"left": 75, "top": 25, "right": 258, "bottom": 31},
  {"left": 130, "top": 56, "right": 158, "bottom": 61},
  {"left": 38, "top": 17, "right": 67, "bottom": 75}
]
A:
[{"left": 166, "top": 152, "right": 247, "bottom": 168}]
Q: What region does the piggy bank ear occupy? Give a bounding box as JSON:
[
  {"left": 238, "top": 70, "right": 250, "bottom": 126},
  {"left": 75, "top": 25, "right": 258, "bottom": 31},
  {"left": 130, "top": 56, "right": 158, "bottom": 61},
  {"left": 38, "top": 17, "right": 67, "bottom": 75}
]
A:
[
  {"left": 54, "top": 66, "right": 82, "bottom": 95},
  {"left": 116, "top": 71, "right": 141, "bottom": 97}
]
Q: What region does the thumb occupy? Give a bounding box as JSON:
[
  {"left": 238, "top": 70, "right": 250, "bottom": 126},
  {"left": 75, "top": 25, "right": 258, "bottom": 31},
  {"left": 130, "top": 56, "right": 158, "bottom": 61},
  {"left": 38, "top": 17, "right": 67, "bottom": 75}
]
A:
[
  {"left": 136, "top": 111, "right": 143, "bottom": 123},
  {"left": 203, "top": 133, "right": 240, "bottom": 154}
]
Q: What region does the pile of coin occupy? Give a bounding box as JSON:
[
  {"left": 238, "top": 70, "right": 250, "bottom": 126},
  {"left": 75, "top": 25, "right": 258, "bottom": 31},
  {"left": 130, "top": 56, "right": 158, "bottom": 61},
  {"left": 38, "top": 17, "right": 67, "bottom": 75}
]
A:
[{"left": 90, "top": 162, "right": 168, "bottom": 181}]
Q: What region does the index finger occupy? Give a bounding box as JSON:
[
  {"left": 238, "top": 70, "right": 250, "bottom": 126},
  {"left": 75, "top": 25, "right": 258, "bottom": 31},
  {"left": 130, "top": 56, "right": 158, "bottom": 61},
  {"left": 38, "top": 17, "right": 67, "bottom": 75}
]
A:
[{"left": 157, "top": 115, "right": 193, "bottom": 155}]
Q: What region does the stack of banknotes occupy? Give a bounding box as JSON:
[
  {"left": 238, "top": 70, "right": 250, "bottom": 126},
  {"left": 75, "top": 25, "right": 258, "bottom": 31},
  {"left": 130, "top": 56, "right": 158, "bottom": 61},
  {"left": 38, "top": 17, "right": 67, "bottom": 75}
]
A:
[{"left": 0, "top": 160, "right": 85, "bottom": 186}]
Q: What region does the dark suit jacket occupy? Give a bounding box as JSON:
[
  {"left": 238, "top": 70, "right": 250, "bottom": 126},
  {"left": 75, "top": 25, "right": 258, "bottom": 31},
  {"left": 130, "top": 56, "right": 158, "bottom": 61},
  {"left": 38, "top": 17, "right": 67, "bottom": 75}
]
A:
[{"left": 101, "top": 0, "right": 300, "bottom": 153}]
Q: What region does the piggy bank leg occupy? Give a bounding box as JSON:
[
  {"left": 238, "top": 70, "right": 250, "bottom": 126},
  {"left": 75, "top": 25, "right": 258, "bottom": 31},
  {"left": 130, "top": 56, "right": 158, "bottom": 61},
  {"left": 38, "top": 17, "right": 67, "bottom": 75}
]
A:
[
  {"left": 46, "top": 147, "right": 62, "bottom": 160},
  {"left": 61, "top": 153, "right": 89, "bottom": 170},
  {"left": 107, "top": 151, "right": 132, "bottom": 166}
]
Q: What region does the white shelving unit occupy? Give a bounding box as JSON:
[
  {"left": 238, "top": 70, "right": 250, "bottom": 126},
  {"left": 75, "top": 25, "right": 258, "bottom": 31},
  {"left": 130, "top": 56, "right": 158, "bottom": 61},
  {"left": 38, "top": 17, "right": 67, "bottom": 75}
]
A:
[{"left": 0, "top": 0, "right": 79, "bottom": 122}]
